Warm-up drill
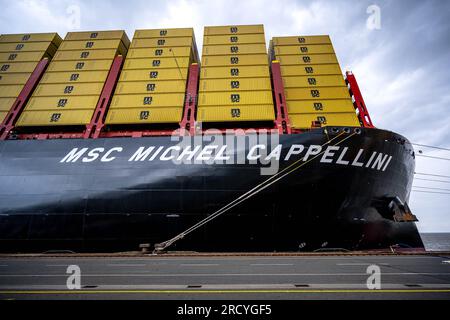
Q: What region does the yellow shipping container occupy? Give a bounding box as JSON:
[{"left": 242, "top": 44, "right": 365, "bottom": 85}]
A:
[
  {"left": 0, "top": 33, "right": 62, "bottom": 46},
  {"left": 16, "top": 109, "right": 94, "bottom": 126},
  {"left": 0, "top": 51, "right": 48, "bottom": 63},
  {"left": 58, "top": 39, "right": 127, "bottom": 55},
  {"left": 46, "top": 60, "right": 113, "bottom": 72},
  {"left": 199, "top": 78, "right": 272, "bottom": 92},
  {"left": 123, "top": 57, "right": 191, "bottom": 70},
  {"left": 0, "top": 97, "right": 15, "bottom": 111},
  {"left": 204, "top": 25, "right": 264, "bottom": 36},
  {"left": 197, "top": 105, "right": 275, "bottom": 122},
  {"left": 276, "top": 54, "right": 338, "bottom": 65},
  {"left": 39, "top": 71, "right": 109, "bottom": 84},
  {"left": 131, "top": 37, "right": 193, "bottom": 49},
  {"left": 134, "top": 28, "right": 194, "bottom": 39},
  {"left": 284, "top": 87, "right": 350, "bottom": 100},
  {"left": 119, "top": 68, "right": 188, "bottom": 81},
  {"left": 274, "top": 44, "right": 334, "bottom": 55},
  {"left": 0, "top": 84, "right": 23, "bottom": 97},
  {"left": 0, "top": 42, "right": 57, "bottom": 53},
  {"left": 110, "top": 93, "right": 185, "bottom": 109},
  {"left": 114, "top": 80, "right": 187, "bottom": 94},
  {"left": 0, "top": 62, "right": 38, "bottom": 73},
  {"left": 272, "top": 35, "right": 331, "bottom": 46},
  {"left": 25, "top": 96, "right": 99, "bottom": 111},
  {"left": 289, "top": 112, "right": 360, "bottom": 128},
  {"left": 198, "top": 91, "right": 273, "bottom": 106},
  {"left": 32, "top": 83, "right": 105, "bottom": 97},
  {"left": 0, "top": 73, "right": 31, "bottom": 85},
  {"left": 203, "top": 43, "right": 266, "bottom": 56},
  {"left": 126, "top": 47, "right": 192, "bottom": 58},
  {"left": 287, "top": 99, "right": 356, "bottom": 114},
  {"left": 280, "top": 64, "right": 343, "bottom": 76},
  {"left": 201, "top": 65, "right": 270, "bottom": 79},
  {"left": 52, "top": 49, "right": 118, "bottom": 61},
  {"left": 106, "top": 107, "right": 183, "bottom": 124},
  {"left": 204, "top": 34, "right": 265, "bottom": 45},
  {"left": 64, "top": 30, "right": 130, "bottom": 48},
  {"left": 282, "top": 75, "right": 346, "bottom": 88},
  {"left": 202, "top": 54, "right": 268, "bottom": 67}
]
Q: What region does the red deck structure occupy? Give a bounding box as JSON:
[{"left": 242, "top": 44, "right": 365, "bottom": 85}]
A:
[
  {"left": 345, "top": 71, "right": 374, "bottom": 128},
  {"left": 270, "top": 61, "right": 292, "bottom": 134}
]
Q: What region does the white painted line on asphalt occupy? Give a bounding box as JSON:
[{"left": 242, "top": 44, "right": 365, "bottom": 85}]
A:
[
  {"left": 442, "top": 260, "right": 450, "bottom": 264},
  {"left": 337, "top": 263, "right": 390, "bottom": 266},
  {"left": 0, "top": 265, "right": 8, "bottom": 267},
  {"left": 1, "top": 272, "right": 449, "bottom": 277},
  {"left": 180, "top": 264, "right": 220, "bottom": 267},
  {"left": 250, "top": 264, "right": 294, "bottom": 266},
  {"left": 0, "top": 255, "right": 440, "bottom": 265},
  {"left": 107, "top": 264, "right": 146, "bottom": 267}
]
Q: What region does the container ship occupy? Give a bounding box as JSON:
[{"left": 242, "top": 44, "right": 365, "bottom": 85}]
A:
[{"left": 0, "top": 25, "right": 424, "bottom": 252}]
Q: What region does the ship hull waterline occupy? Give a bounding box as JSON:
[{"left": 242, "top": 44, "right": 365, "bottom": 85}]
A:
[{"left": 0, "top": 126, "right": 424, "bottom": 252}]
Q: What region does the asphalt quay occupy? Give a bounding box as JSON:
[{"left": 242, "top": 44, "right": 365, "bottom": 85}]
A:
[{"left": 0, "top": 254, "right": 449, "bottom": 300}]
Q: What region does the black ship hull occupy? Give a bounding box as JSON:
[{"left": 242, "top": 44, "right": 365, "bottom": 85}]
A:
[{"left": 0, "top": 127, "right": 423, "bottom": 252}]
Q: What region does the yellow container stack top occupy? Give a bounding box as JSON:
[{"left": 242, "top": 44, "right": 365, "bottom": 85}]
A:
[
  {"left": 16, "top": 30, "right": 129, "bottom": 127},
  {"left": 0, "top": 32, "right": 62, "bottom": 123},
  {"left": 198, "top": 24, "right": 275, "bottom": 123},
  {"left": 270, "top": 35, "right": 360, "bottom": 129},
  {"left": 106, "top": 28, "right": 199, "bottom": 125}
]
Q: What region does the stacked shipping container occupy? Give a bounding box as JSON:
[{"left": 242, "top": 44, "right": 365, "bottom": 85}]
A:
[
  {"left": 16, "top": 30, "right": 129, "bottom": 126},
  {"left": 198, "top": 24, "right": 275, "bottom": 122},
  {"left": 106, "top": 28, "right": 199, "bottom": 125},
  {"left": 270, "top": 35, "right": 360, "bottom": 128},
  {"left": 0, "top": 33, "right": 62, "bottom": 123},
  {"left": 0, "top": 28, "right": 364, "bottom": 135}
]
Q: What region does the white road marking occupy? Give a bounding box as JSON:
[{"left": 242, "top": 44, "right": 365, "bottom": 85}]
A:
[
  {"left": 250, "top": 263, "right": 294, "bottom": 266},
  {"left": 0, "top": 255, "right": 440, "bottom": 266},
  {"left": 0, "top": 272, "right": 448, "bottom": 277},
  {"left": 180, "top": 264, "right": 219, "bottom": 267},
  {"left": 337, "top": 263, "right": 390, "bottom": 266},
  {"left": 45, "top": 265, "right": 68, "bottom": 267},
  {"left": 107, "top": 264, "right": 146, "bottom": 267}
]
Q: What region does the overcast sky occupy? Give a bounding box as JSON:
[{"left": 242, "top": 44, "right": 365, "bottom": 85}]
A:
[{"left": 1, "top": 0, "right": 449, "bottom": 232}]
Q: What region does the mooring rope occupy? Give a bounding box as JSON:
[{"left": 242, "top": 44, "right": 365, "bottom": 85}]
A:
[{"left": 154, "top": 130, "right": 356, "bottom": 253}]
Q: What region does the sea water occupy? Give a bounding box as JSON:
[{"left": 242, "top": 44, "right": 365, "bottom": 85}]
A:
[{"left": 421, "top": 233, "right": 450, "bottom": 251}]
